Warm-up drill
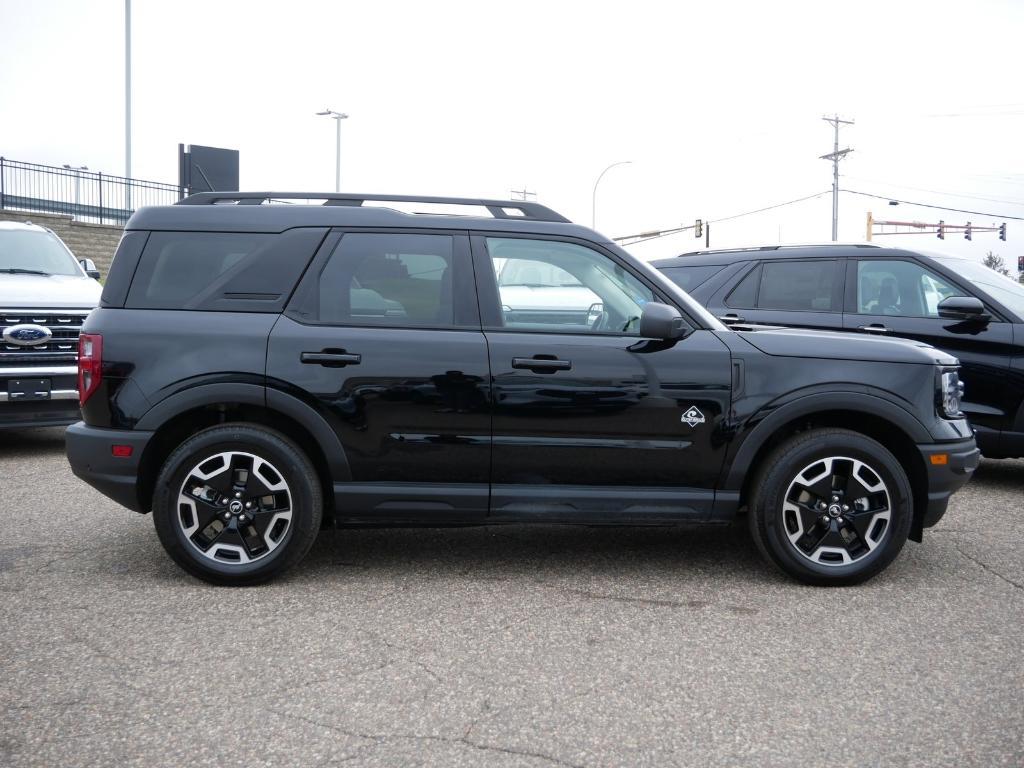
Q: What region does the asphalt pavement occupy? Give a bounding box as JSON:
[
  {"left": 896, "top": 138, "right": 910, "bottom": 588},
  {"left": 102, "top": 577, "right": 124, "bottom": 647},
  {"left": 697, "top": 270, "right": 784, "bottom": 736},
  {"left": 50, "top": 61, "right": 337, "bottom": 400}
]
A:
[{"left": 1, "top": 427, "right": 1022, "bottom": 767}]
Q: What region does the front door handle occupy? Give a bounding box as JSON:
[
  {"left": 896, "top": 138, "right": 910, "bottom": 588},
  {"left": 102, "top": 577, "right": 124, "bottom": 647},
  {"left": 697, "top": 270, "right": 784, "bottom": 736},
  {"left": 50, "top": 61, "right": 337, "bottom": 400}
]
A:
[
  {"left": 857, "top": 323, "right": 890, "bottom": 333},
  {"left": 301, "top": 350, "right": 362, "bottom": 367},
  {"left": 512, "top": 357, "right": 572, "bottom": 372},
  {"left": 718, "top": 313, "right": 745, "bottom": 324}
]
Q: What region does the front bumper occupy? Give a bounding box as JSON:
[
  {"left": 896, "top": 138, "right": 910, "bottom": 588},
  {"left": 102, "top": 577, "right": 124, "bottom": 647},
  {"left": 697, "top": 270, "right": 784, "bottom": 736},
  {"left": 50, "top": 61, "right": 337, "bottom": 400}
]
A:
[
  {"left": 915, "top": 436, "right": 981, "bottom": 534},
  {"left": 65, "top": 421, "right": 154, "bottom": 512},
  {"left": 0, "top": 365, "right": 80, "bottom": 429}
]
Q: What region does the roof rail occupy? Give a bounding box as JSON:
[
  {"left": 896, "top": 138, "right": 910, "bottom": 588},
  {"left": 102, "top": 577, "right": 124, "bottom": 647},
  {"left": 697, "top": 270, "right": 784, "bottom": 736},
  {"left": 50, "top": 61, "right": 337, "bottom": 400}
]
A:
[
  {"left": 676, "top": 242, "right": 882, "bottom": 257},
  {"left": 176, "top": 192, "right": 572, "bottom": 223}
]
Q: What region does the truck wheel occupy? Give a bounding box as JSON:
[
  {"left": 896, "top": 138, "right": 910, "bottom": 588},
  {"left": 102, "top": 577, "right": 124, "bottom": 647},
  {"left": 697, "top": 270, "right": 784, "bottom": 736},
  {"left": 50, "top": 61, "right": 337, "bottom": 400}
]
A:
[
  {"left": 152, "top": 423, "right": 322, "bottom": 586},
  {"left": 748, "top": 428, "right": 912, "bottom": 586}
]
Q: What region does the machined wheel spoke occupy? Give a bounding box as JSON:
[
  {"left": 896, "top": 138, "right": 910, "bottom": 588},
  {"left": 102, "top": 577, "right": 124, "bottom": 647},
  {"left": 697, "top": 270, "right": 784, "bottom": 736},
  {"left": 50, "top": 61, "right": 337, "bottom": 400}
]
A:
[{"left": 176, "top": 450, "right": 293, "bottom": 566}]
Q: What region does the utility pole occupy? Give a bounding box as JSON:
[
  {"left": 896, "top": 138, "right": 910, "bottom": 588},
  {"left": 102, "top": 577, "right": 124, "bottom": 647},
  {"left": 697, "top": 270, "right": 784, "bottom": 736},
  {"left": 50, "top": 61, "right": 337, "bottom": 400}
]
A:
[
  {"left": 510, "top": 188, "right": 537, "bottom": 201},
  {"left": 820, "top": 115, "right": 853, "bottom": 241}
]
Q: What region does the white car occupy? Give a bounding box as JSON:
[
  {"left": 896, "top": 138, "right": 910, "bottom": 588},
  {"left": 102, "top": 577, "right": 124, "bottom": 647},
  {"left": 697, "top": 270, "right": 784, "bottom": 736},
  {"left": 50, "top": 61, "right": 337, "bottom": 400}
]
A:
[{"left": 0, "top": 221, "right": 101, "bottom": 428}]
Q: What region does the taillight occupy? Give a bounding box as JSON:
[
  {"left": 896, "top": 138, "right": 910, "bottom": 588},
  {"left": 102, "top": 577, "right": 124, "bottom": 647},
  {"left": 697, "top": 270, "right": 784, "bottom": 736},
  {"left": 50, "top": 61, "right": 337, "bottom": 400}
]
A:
[{"left": 78, "top": 333, "right": 103, "bottom": 406}]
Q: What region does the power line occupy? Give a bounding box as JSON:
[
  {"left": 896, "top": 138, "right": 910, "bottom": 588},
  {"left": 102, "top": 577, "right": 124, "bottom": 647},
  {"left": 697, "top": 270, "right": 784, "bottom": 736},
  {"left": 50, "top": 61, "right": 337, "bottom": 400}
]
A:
[
  {"left": 842, "top": 189, "right": 1024, "bottom": 221},
  {"left": 843, "top": 176, "right": 1024, "bottom": 207},
  {"left": 615, "top": 191, "right": 831, "bottom": 246}
]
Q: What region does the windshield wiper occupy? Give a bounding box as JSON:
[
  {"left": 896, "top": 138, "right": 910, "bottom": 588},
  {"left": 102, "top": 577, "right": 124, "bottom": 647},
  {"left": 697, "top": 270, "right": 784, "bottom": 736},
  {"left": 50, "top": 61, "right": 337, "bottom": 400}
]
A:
[{"left": 0, "top": 268, "right": 50, "bottom": 275}]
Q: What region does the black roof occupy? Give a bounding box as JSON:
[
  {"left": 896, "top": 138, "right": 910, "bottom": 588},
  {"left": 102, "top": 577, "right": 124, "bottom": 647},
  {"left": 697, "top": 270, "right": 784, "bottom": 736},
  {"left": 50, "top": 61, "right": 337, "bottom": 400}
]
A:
[
  {"left": 649, "top": 243, "right": 929, "bottom": 267},
  {"left": 127, "top": 192, "right": 606, "bottom": 240}
]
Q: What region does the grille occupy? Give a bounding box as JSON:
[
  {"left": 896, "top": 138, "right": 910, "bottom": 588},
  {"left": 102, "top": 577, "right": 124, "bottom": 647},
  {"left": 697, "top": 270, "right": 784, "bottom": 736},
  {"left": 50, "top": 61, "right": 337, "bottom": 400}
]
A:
[{"left": 0, "top": 310, "right": 91, "bottom": 364}]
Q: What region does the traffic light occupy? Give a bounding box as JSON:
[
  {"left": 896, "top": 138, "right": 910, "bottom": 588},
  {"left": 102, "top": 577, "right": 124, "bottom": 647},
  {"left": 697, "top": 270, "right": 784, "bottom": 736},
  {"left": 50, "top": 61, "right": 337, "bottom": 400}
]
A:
[
  {"left": 1000, "top": 223, "right": 1007, "bottom": 241},
  {"left": 937, "top": 220, "right": 945, "bottom": 239},
  {"left": 1018, "top": 255, "right": 1023, "bottom": 273},
  {"left": 964, "top": 222, "right": 971, "bottom": 241},
  {"left": 694, "top": 219, "right": 703, "bottom": 238}
]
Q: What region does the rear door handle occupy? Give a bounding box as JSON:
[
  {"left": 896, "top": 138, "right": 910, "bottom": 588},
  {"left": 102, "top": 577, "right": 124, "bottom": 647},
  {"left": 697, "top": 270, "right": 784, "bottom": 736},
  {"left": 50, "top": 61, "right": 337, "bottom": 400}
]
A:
[
  {"left": 857, "top": 324, "right": 890, "bottom": 333},
  {"left": 301, "top": 350, "right": 362, "bottom": 366},
  {"left": 512, "top": 357, "right": 572, "bottom": 372}
]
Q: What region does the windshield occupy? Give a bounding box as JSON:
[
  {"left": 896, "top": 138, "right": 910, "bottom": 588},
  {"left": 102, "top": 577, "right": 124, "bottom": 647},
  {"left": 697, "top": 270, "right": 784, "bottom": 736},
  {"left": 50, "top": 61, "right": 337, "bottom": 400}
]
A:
[
  {"left": 933, "top": 256, "right": 1024, "bottom": 320},
  {"left": 0, "top": 229, "right": 82, "bottom": 276}
]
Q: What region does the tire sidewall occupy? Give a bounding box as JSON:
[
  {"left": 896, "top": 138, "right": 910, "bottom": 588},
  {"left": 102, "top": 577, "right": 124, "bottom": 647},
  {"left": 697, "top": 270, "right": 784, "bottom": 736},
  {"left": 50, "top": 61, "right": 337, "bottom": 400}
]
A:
[
  {"left": 153, "top": 425, "right": 322, "bottom": 585},
  {"left": 755, "top": 432, "right": 912, "bottom": 585}
]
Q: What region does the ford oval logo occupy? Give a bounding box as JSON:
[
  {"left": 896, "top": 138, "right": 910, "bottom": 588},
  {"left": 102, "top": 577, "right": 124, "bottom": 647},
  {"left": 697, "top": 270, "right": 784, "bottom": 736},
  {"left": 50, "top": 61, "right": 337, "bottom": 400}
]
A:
[{"left": 2, "top": 324, "right": 52, "bottom": 346}]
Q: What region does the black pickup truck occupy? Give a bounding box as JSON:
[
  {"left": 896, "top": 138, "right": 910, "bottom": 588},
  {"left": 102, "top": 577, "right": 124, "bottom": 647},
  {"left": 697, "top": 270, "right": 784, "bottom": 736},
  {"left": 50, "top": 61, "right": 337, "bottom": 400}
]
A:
[{"left": 66, "top": 193, "right": 978, "bottom": 586}]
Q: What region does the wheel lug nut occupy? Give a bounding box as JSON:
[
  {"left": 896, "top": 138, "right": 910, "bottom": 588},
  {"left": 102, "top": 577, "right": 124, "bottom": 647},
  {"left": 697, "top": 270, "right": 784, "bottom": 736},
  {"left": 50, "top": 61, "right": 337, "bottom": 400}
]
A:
[
  {"left": 842, "top": 505, "right": 849, "bottom": 512},
  {"left": 245, "top": 502, "right": 253, "bottom": 509},
  {"left": 831, "top": 495, "right": 839, "bottom": 502},
  {"left": 235, "top": 492, "right": 242, "bottom": 499}
]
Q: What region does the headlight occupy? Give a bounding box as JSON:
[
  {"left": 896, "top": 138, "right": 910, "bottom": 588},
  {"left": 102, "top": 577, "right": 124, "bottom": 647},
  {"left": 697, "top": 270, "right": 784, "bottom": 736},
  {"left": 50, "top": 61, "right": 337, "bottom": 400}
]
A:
[{"left": 940, "top": 370, "right": 964, "bottom": 418}]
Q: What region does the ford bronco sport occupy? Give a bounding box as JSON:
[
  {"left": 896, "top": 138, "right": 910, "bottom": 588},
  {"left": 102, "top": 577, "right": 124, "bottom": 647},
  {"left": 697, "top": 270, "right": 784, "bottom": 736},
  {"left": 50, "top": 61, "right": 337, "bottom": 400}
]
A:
[{"left": 65, "top": 193, "right": 979, "bottom": 586}]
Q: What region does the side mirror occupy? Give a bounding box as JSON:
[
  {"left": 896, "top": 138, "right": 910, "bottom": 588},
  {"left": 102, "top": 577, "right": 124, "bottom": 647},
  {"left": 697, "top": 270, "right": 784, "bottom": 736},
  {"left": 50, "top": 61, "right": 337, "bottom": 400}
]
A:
[
  {"left": 638, "top": 302, "right": 688, "bottom": 340},
  {"left": 938, "top": 295, "right": 989, "bottom": 322},
  {"left": 80, "top": 258, "right": 101, "bottom": 281}
]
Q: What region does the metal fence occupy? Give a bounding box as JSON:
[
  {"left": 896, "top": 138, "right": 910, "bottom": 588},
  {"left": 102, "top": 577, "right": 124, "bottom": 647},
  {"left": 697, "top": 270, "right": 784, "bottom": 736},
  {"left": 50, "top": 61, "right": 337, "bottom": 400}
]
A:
[{"left": 0, "top": 157, "right": 181, "bottom": 226}]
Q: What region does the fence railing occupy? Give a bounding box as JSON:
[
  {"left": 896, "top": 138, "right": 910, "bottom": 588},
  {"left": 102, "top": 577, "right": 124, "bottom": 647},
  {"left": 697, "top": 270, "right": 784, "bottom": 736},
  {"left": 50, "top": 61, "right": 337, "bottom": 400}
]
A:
[{"left": 0, "top": 157, "right": 181, "bottom": 226}]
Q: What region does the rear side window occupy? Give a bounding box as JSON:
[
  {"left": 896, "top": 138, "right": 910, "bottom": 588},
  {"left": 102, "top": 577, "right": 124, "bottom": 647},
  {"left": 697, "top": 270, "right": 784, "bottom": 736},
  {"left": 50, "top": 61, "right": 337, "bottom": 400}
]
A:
[
  {"left": 726, "top": 260, "right": 840, "bottom": 311},
  {"left": 316, "top": 233, "right": 475, "bottom": 327},
  {"left": 659, "top": 264, "right": 725, "bottom": 292},
  {"left": 126, "top": 228, "right": 326, "bottom": 312},
  {"left": 758, "top": 260, "right": 839, "bottom": 311}
]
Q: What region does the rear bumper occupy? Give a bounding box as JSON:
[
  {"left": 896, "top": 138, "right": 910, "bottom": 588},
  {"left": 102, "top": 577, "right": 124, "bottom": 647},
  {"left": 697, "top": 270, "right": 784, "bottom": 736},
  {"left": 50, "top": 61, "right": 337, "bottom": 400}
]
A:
[
  {"left": 916, "top": 437, "right": 981, "bottom": 531},
  {"left": 65, "top": 421, "right": 154, "bottom": 512}
]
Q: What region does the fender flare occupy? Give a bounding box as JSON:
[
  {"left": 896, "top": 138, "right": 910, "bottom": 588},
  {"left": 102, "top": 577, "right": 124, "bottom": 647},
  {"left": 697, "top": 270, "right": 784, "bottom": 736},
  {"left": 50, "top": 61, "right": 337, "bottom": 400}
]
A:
[
  {"left": 723, "top": 389, "right": 930, "bottom": 491},
  {"left": 135, "top": 382, "right": 351, "bottom": 481}
]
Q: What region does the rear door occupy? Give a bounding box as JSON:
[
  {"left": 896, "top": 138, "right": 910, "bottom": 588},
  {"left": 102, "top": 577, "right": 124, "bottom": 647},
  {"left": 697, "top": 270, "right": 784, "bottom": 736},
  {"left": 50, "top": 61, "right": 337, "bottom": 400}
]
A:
[
  {"left": 843, "top": 256, "right": 1015, "bottom": 440},
  {"left": 269, "top": 229, "right": 491, "bottom": 521},
  {"left": 473, "top": 233, "right": 733, "bottom": 521},
  {"left": 714, "top": 258, "right": 846, "bottom": 330}
]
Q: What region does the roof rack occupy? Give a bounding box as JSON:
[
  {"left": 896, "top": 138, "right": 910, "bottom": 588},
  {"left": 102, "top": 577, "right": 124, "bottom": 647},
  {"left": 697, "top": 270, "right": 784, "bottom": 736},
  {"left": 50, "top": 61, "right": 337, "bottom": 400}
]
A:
[
  {"left": 176, "top": 192, "right": 572, "bottom": 223},
  {"left": 676, "top": 242, "right": 881, "bottom": 257}
]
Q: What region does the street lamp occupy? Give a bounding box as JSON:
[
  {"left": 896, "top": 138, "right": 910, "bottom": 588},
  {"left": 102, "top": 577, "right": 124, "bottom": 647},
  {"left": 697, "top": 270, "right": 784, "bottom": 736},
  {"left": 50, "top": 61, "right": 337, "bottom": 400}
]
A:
[
  {"left": 316, "top": 109, "right": 349, "bottom": 192},
  {"left": 591, "top": 160, "right": 632, "bottom": 229},
  {"left": 63, "top": 164, "right": 89, "bottom": 209}
]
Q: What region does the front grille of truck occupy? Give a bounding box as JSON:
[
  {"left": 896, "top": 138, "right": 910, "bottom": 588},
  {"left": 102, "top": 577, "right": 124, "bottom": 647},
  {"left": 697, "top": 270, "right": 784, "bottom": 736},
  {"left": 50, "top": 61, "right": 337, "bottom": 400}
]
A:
[{"left": 0, "top": 310, "right": 91, "bottom": 365}]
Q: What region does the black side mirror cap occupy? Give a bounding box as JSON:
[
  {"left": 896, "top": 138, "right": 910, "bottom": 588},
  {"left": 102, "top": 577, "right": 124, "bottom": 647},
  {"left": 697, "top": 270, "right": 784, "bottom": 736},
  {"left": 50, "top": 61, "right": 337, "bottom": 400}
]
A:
[
  {"left": 80, "top": 258, "right": 101, "bottom": 281},
  {"left": 938, "top": 295, "right": 989, "bottom": 322},
  {"left": 639, "top": 302, "right": 688, "bottom": 340}
]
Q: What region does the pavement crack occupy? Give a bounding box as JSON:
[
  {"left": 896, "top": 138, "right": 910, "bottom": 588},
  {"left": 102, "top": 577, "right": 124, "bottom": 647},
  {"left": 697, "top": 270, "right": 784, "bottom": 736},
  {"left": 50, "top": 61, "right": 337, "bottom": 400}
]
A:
[{"left": 955, "top": 546, "right": 1023, "bottom": 590}]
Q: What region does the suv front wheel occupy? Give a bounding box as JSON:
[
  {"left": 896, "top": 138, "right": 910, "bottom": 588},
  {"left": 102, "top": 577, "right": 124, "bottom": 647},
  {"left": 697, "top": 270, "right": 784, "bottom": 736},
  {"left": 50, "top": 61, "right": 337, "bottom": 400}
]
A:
[
  {"left": 748, "top": 428, "right": 912, "bottom": 586},
  {"left": 152, "top": 424, "right": 323, "bottom": 585}
]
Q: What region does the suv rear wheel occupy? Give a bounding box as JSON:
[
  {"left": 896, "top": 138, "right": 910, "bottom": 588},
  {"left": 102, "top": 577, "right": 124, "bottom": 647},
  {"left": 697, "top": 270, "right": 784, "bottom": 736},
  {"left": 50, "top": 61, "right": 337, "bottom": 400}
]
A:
[
  {"left": 152, "top": 423, "right": 323, "bottom": 585},
  {"left": 748, "top": 428, "right": 912, "bottom": 586}
]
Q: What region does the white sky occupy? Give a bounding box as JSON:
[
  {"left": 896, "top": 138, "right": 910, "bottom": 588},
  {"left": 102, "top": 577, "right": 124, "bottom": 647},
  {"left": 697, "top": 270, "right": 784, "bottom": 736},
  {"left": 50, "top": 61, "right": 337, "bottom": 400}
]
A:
[{"left": 1, "top": 0, "right": 1022, "bottom": 266}]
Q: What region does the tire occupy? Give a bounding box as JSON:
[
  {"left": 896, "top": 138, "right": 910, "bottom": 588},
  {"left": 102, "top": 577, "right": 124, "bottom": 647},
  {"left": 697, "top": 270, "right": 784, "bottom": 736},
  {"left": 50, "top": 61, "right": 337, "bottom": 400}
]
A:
[
  {"left": 748, "top": 428, "right": 912, "bottom": 586},
  {"left": 152, "top": 423, "right": 323, "bottom": 586}
]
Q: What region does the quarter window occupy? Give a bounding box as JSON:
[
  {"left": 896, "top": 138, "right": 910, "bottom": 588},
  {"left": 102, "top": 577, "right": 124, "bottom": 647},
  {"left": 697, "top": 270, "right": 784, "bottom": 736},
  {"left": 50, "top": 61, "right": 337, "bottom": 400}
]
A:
[
  {"left": 485, "top": 238, "right": 655, "bottom": 334},
  {"left": 758, "top": 260, "right": 839, "bottom": 311},
  {"left": 856, "top": 260, "right": 960, "bottom": 318}
]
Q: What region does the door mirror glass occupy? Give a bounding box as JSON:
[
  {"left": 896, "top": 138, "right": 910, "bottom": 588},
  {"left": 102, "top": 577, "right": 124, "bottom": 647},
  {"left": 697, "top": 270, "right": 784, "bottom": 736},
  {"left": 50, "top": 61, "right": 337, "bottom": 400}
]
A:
[
  {"left": 938, "top": 295, "right": 989, "bottom": 321},
  {"left": 639, "top": 302, "right": 687, "bottom": 340}
]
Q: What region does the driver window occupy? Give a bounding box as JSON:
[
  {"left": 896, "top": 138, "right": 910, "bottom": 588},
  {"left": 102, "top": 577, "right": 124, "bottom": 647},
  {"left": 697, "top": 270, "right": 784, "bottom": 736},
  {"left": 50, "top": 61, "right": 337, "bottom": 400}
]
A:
[
  {"left": 856, "top": 260, "right": 960, "bottom": 318},
  {"left": 485, "top": 237, "right": 654, "bottom": 334}
]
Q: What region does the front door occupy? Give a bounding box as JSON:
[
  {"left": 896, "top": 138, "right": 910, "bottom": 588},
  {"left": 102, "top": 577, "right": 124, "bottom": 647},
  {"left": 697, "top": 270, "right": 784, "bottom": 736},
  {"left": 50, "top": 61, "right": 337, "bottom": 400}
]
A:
[
  {"left": 843, "top": 257, "right": 1017, "bottom": 443},
  {"left": 269, "top": 230, "right": 491, "bottom": 520},
  {"left": 472, "top": 234, "right": 733, "bottom": 521}
]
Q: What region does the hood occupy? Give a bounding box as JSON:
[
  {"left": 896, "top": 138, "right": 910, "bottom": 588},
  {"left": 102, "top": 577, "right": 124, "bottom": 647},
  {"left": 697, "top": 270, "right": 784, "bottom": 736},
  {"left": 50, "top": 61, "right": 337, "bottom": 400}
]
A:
[
  {"left": 0, "top": 273, "right": 102, "bottom": 309},
  {"left": 737, "top": 327, "right": 959, "bottom": 366}
]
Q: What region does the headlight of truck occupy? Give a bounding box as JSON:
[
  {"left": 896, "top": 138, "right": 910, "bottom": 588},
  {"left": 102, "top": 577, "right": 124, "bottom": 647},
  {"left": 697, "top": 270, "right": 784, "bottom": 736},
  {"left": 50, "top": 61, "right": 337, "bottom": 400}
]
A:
[{"left": 939, "top": 370, "right": 964, "bottom": 418}]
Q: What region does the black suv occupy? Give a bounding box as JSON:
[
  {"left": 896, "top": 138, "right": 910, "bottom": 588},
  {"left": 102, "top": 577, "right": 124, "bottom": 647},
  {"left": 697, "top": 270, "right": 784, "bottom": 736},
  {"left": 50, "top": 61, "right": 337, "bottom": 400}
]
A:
[
  {"left": 66, "top": 194, "right": 978, "bottom": 586},
  {"left": 653, "top": 244, "right": 1024, "bottom": 458}
]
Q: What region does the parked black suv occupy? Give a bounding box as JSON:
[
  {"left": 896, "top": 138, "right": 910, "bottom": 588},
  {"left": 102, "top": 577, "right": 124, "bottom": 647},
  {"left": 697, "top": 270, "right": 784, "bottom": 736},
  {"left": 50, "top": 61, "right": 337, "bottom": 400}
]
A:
[
  {"left": 653, "top": 244, "right": 1024, "bottom": 458},
  {"left": 66, "top": 194, "right": 978, "bottom": 586}
]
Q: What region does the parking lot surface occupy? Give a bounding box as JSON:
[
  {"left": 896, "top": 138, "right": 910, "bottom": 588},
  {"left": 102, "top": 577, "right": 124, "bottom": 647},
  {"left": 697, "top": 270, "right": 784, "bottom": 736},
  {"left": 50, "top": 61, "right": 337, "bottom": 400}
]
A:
[{"left": 1, "top": 427, "right": 1022, "bottom": 767}]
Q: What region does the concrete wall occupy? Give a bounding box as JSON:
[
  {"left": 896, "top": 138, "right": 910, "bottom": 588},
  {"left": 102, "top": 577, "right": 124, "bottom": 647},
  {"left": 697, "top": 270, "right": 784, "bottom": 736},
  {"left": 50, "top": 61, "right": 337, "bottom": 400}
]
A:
[{"left": 0, "top": 209, "right": 123, "bottom": 277}]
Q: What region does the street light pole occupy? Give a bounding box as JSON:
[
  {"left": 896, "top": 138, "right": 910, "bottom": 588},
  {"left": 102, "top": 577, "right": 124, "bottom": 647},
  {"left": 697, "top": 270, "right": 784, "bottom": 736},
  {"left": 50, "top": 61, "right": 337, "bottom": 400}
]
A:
[
  {"left": 125, "top": 0, "right": 131, "bottom": 180},
  {"left": 63, "top": 164, "right": 89, "bottom": 209},
  {"left": 591, "top": 160, "right": 632, "bottom": 230},
  {"left": 316, "top": 109, "right": 350, "bottom": 192}
]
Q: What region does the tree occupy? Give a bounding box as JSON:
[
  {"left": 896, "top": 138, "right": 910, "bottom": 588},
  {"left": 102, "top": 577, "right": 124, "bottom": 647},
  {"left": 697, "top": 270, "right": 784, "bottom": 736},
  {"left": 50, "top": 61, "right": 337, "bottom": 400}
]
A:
[{"left": 982, "top": 251, "right": 1011, "bottom": 277}]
